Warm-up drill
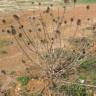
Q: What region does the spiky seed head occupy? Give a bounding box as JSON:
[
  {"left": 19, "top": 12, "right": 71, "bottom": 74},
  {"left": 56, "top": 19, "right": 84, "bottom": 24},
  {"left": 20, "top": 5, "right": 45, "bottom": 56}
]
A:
[
  {"left": 70, "top": 17, "right": 74, "bottom": 22},
  {"left": 38, "top": 2, "right": 41, "bottom": 6},
  {"left": 2, "top": 29, "right": 5, "bottom": 32},
  {"left": 28, "top": 16, "right": 32, "bottom": 20},
  {"left": 64, "top": 20, "right": 67, "bottom": 24},
  {"left": 41, "top": 39, "right": 44, "bottom": 43},
  {"left": 87, "top": 18, "right": 90, "bottom": 21},
  {"left": 46, "top": 7, "right": 50, "bottom": 13},
  {"left": 50, "top": 4, "right": 53, "bottom": 7},
  {"left": 51, "top": 38, "right": 54, "bottom": 41},
  {"left": 21, "top": 25, "right": 24, "bottom": 28},
  {"left": 1, "top": 70, "right": 6, "bottom": 75},
  {"left": 50, "top": 13, "right": 53, "bottom": 16},
  {"left": 29, "top": 29, "right": 32, "bottom": 32},
  {"left": 33, "top": 17, "right": 35, "bottom": 20},
  {"left": 32, "top": 2, "right": 34, "bottom": 4},
  {"left": 2, "top": 19, "right": 6, "bottom": 24},
  {"left": 93, "top": 26, "right": 96, "bottom": 30},
  {"left": 7, "top": 30, "right": 10, "bottom": 34},
  {"left": 18, "top": 33, "right": 22, "bottom": 38},
  {"left": 56, "top": 30, "right": 60, "bottom": 34},
  {"left": 11, "top": 25, "right": 16, "bottom": 35},
  {"left": 77, "top": 19, "right": 81, "bottom": 26},
  {"left": 28, "top": 42, "right": 30, "bottom": 45},
  {"left": 53, "top": 19, "right": 56, "bottom": 22},
  {"left": 59, "top": 22, "right": 62, "bottom": 26},
  {"left": 22, "top": 59, "right": 26, "bottom": 63},
  {"left": 38, "top": 28, "right": 41, "bottom": 32},
  {"left": 86, "top": 5, "right": 90, "bottom": 10},
  {"left": 19, "top": 25, "right": 24, "bottom": 29},
  {"left": 13, "top": 14, "right": 20, "bottom": 21},
  {"left": 63, "top": 6, "right": 66, "bottom": 9},
  {"left": 82, "top": 49, "right": 86, "bottom": 54},
  {"left": 74, "top": 0, "right": 77, "bottom": 3}
]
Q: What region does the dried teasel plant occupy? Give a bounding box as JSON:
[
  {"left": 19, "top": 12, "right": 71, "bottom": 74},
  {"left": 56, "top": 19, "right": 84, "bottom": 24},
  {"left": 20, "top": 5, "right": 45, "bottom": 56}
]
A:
[{"left": 2, "top": 2, "right": 96, "bottom": 94}]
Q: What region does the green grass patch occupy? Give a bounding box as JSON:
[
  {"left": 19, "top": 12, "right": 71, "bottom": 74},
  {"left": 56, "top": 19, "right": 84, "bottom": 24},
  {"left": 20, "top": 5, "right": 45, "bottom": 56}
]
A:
[
  {"left": 80, "top": 57, "right": 96, "bottom": 71},
  {"left": 78, "top": 0, "right": 96, "bottom": 3},
  {"left": 79, "top": 57, "right": 96, "bottom": 85},
  {"left": 17, "top": 76, "right": 30, "bottom": 86},
  {"left": 59, "top": 84, "right": 93, "bottom": 96}
]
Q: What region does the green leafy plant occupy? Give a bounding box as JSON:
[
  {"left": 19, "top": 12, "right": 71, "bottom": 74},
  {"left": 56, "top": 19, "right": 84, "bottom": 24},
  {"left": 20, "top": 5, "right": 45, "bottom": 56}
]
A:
[
  {"left": 17, "top": 76, "right": 30, "bottom": 86},
  {"left": 59, "top": 84, "right": 93, "bottom": 96}
]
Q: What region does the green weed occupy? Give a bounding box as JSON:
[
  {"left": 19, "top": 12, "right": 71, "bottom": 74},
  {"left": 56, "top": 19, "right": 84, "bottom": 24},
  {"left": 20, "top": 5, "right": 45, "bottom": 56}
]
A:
[{"left": 17, "top": 76, "right": 30, "bottom": 86}]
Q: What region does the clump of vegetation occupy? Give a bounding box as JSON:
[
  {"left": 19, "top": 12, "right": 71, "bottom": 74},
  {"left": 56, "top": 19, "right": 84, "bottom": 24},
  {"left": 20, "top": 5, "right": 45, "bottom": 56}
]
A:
[
  {"left": 80, "top": 57, "right": 96, "bottom": 71},
  {"left": 68, "top": 37, "right": 92, "bottom": 48},
  {"left": 10, "top": 71, "right": 16, "bottom": 75},
  {"left": 17, "top": 76, "right": 30, "bottom": 86},
  {"left": 78, "top": 0, "right": 96, "bottom": 3},
  {"left": 43, "top": 48, "right": 78, "bottom": 79},
  {"left": 59, "top": 84, "right": 93, "bottom": 96}
]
